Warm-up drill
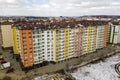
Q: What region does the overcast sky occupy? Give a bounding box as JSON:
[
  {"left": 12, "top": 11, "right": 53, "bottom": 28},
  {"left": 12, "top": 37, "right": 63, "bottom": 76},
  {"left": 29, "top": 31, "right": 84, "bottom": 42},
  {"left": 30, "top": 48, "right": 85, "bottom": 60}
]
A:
[{"left": 0, "top": 0, "right": 120, "bottom": 16}]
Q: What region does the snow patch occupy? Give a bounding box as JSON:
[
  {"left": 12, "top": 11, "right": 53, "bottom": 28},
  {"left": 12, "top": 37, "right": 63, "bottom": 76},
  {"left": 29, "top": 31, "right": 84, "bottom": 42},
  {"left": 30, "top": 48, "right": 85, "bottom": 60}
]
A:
[{"left": 71, "top": 53, "right": 120, "bottom": 80}]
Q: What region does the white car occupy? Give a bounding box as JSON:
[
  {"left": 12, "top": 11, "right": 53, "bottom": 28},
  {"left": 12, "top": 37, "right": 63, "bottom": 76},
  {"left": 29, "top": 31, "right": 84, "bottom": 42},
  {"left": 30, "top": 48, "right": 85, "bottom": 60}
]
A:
[{"left": 1, "top": 62, "right": 10, "bottom": 70}]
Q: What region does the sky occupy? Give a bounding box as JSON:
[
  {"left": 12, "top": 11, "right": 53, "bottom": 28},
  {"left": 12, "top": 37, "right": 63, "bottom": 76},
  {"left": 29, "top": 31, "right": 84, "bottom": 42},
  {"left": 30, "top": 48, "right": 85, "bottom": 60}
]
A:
[{"left": 0, "top": 0, "right": 120, "bottom": 16}]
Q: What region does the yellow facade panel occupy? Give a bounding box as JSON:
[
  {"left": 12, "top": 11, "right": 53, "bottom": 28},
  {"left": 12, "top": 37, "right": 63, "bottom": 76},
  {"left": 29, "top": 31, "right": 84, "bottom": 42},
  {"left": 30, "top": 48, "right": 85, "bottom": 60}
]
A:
[{"left": 12, "top": 26, "right": 19, "bottom": 54}]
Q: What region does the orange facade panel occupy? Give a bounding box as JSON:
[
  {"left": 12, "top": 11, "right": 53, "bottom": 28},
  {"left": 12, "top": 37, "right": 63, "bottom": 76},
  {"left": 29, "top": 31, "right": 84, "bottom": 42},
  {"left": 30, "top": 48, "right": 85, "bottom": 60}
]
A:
[
  {"left": 104, "top": 25, "right": 108, "bottom": 47},
  {"left": 74, "top": 27, "right": 83, "bottom": 56},
  {"left": 19, "top": 30, "right": 34, "bottom": 68}
]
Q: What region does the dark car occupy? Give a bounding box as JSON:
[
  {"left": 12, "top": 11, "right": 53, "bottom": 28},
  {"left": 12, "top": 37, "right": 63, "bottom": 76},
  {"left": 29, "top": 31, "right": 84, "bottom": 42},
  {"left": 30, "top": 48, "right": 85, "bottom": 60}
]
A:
[{"left": 6, "top": 67, "right": 15, "bottom": 73}]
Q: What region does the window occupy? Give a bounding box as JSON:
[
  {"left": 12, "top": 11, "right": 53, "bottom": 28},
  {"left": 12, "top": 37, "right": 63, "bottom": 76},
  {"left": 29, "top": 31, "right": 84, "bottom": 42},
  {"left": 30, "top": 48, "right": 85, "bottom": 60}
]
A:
[
  {"left": 47, "top": 45, "right": 50, "bottom": 47},
  {"left": 23, "top": 44, "right": 27, "bottom": 47},
  {"left": 48, "top": 55, "right": 50, "bottom": 57},
  {"left": 24, "top": 61, "right": 28, "bottom": 64},
  {"left": 22, "top": 37, "right": 26, "bottom": 39},
  {"left": 28, "top": 32, "right": 31, "bottom": 34},
  {"left": 24, "top": 52, "right": 27, "bottom": 54},
  {"left": 23, "top": 48, "right": 27, "bottom": 50},
  {"left": 48, "top": 52, "right": 50, "bottom": 53},
  {"left": 29, "top": 36, "right": 32, "bottom": 38},
  {"left": 47, "top": 49, "right": 50, "bottom": 51},
  {"left": 34, "top": 54, "right": 37, "bottom": 57},
  {"left": 42, "top": 35, "right": 44, "bottom": 37},
  {"left": 37, "top": 35, "right": 39, "bottom": 38},
  {"left": 23, "top": 41, "right": 26, "bottom": 43},
  {"left": 33, "top": 36, "right": 35, "bottom": 38},
  {"left": 22, "top": 33, "right": 26, "bottom": 35}
]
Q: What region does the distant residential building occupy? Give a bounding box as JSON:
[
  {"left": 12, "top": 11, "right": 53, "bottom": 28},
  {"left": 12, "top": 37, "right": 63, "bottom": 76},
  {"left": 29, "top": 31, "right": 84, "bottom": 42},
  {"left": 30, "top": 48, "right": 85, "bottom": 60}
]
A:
[
  {"left": 0, "top": 26, "right": 2, "bottom": 45},
  {"left": 108, "top": 22, "right": 120, "bottom": 44},
  {"left": 0, "top": 21, "right": 13, "bottom": 48}
]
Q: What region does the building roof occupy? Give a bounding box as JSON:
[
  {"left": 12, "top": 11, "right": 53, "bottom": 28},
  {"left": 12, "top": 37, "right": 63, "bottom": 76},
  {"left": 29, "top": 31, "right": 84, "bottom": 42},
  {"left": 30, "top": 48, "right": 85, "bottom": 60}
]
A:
[
  {"left": 111, "top": 21, "right": 120, "bottom": 25},
  {"left": 1, "top": 21, "right": 13, "bottom": 25},
  {"left": 12, "top": 20, "right": 108, "bottom": 30}
]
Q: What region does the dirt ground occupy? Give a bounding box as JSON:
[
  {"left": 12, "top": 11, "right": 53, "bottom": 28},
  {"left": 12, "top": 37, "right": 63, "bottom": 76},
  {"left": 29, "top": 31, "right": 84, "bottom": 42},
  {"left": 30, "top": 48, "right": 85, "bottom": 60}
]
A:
[{"left": 0, "top": 46, "right": 26, "bottom": 80}]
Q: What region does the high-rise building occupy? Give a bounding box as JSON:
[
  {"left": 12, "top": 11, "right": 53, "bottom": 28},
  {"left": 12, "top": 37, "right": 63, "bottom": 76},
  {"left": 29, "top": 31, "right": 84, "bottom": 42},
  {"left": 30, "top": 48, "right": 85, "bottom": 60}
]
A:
[
  {"left": 12, "top": 21, "right": 108, "bottom": 68},
  {"left": 0, "top": 21, "right": 13, "bottom": 48},
  {"left": 108, "top": 22, "right": 120, "bottom": 44}
]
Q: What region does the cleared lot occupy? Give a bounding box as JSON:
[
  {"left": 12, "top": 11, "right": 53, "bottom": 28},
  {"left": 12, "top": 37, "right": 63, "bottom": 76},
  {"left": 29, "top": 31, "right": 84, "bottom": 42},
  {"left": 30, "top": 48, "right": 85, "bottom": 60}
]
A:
[{"left": 71, "top": 53, "right": 120, "bottom": 80}]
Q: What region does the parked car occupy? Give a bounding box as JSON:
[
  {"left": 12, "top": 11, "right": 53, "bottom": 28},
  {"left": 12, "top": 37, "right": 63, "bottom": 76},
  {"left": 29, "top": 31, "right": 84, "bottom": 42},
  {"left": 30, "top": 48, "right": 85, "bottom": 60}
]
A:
[
  {"left": 6, "top": 67, "right": 15, "bottom": 73},
  {"left": 0, "top": 60, "right": 6, "bottom": 64},
  {"left": 1, "top": 62, "right": 10, "bottom": 70}
]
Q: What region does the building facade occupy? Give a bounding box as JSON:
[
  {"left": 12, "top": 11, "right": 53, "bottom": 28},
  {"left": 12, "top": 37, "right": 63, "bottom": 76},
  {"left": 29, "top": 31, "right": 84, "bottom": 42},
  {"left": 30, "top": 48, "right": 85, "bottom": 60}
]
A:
[
  {"left": 0, "top": 26, "right": 2, "bottom": 45},
  {"left": 0, "top": 22, "right": 13, "bottom": 48},
  {"left": 12, "top": 21, "right": 108, "bottom": 68},
  {"left": 109, "top": 22, "right": 120, "bottom": 44}
]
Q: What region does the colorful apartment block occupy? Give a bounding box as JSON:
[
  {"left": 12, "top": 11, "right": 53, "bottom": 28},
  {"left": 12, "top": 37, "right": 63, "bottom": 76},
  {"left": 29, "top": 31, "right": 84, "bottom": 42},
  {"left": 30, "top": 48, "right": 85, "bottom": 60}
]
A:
[{"left": 12, "top": 21, "right": 108, "bottom": 68}]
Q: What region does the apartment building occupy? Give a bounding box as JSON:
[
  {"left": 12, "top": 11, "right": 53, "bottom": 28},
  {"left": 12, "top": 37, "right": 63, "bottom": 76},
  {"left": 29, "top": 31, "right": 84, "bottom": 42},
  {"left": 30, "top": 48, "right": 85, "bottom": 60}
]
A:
[
  {"left": 12, "top": 21, "right": 108, "bottom": 68},
  {"left": 0, "top": 21, "right": 13, "bottom": 48},
  {"left": 109, "top": 22, "right": 120, "bottom": 44},
  {"left": 0, "top": 27, "right": 2, "bottom": 45}
]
